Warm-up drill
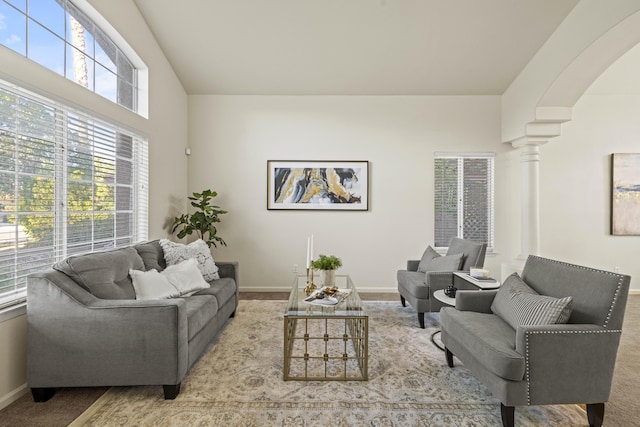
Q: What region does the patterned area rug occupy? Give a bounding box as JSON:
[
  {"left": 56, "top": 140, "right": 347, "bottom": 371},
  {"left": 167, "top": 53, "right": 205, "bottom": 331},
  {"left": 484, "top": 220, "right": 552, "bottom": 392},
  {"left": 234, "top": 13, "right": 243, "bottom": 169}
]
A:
[{"left": 71, "top": 300, "right": 586, "bottom": 426}]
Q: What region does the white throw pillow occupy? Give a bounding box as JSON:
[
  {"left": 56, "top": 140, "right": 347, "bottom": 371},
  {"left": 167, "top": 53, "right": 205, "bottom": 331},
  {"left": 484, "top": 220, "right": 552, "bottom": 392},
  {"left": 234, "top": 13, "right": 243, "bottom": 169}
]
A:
[
  {"left": 160, "top": 238, "right": 220, "bottom": 281},
  {"left": 162, "top": 258, "right": 211, "bottom": 296},
  {"left": 129, "top": 268, "right": 180, "bottom": 300},
  {"left": 129, "top": 258, "right": 210, "bottom": 300}
]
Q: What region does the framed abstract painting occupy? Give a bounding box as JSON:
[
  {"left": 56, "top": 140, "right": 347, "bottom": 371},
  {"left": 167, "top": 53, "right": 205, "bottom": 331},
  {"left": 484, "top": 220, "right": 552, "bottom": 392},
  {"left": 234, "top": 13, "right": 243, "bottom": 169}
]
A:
[
  {"left": 267, "top": 160, "right": 369, "bottom": 210},
  {"left": 611, "top": 153, "right": 640, "bottom": 235}
]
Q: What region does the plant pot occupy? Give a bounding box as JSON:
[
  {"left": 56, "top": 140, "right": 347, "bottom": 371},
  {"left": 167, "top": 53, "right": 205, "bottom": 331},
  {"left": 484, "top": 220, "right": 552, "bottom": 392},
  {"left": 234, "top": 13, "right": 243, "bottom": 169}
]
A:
[{"left": 320, "top": 270, "right": 336, "bottom": 287}]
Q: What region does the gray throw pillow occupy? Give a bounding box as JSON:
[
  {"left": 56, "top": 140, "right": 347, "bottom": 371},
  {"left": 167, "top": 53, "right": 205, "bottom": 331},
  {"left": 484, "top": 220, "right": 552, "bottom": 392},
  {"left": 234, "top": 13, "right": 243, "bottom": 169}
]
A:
[
  {"left": 134, "top": 240, "right": 166, "bottom": 271},
  {"left": 417, "top": 246, "right": 440, "bottom": 272},
  {"left": 492, "top": 272, "right": 573, "bottom": 329},
  {"left": 418, "top": 247, "right": 463, "bottom": 273}
]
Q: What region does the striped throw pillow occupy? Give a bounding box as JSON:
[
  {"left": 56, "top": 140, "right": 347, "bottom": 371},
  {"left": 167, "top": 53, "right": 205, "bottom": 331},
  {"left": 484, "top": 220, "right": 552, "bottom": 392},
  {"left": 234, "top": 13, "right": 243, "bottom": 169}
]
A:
[{"left": 509, "top": 292, "right": 573, "bottom": 327}]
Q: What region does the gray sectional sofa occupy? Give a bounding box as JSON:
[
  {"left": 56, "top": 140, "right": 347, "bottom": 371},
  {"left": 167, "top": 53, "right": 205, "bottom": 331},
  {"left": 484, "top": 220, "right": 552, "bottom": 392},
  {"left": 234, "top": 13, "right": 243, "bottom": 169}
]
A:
[{"left": 27, "top": 239, "right": 238, "bottom": 401}]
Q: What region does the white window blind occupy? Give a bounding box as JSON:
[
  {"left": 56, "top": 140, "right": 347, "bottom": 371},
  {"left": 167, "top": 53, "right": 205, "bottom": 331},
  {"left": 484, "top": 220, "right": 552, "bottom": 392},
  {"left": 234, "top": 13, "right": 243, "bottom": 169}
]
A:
[
  {"left": 434, "top": 153, "right": 494, "bottom": 251},
  {"left": 0, "top": 80, "right": 148, "bottom": 310}
]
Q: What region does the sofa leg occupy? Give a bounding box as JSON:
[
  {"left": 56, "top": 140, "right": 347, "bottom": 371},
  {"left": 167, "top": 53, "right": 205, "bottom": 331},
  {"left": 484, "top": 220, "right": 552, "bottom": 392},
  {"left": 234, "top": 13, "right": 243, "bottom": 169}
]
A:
[
  {"left": 400, "top": 295, "right": 406, "bottom": 307},
  {"left": 418, "top": 312, "right": 425, "bottom": 328},
  {"left": 31, "top": 387, "right": 56, "bottom": 402},
  {"left": 586, "top": 402, "right": 604, "bottom": 427},
  {"left": 163, "top": 383, "right": 181, "bottom": 400},
  {"left": 500, "top": 404, "right": 514, "bottom": 427},
  {"left": 230, "top": 310, "right": 236, "bottom": 318},
  {"left": 445, "top": 347, "right": 454, "bottom": 367}
]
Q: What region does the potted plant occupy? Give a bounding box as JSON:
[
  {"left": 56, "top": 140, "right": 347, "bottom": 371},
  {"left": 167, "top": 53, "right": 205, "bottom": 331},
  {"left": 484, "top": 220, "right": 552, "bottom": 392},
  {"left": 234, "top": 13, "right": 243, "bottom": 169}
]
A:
[
  {"left": 312, "top": 254, "right": 342, "bottom": 287},
  {"left": 171, "top": 189, "right": 228, "bottom": 248}
]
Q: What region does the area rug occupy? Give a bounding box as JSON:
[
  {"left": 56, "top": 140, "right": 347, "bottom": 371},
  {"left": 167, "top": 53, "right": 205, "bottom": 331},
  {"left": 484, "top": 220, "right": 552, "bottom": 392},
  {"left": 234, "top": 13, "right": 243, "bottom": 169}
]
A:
[{"left": 70, "top": 300, "right": 587, "bottom": 426}]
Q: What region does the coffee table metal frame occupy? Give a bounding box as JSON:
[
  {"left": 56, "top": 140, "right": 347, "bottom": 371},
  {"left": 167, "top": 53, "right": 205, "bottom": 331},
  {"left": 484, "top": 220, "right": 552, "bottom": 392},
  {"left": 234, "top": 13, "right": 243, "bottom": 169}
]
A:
[{"left": 283, "top": 275, "right": 368, "bottom": 381}]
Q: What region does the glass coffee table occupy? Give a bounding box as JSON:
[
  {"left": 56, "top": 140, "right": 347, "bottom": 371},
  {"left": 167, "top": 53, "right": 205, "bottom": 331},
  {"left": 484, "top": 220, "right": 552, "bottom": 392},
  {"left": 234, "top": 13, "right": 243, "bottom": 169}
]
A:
[{"left": 284, "top": 275, "right": 368, "bottom": 381}]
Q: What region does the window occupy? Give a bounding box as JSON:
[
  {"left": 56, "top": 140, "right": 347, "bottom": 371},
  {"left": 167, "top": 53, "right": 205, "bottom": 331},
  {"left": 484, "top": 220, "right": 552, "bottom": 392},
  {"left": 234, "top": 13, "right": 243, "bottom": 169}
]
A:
[
  {"left": 0, "top": 79, "right": 148, "bottom": 310},
  {"left": 0, "top": 0, "right": 139, "bottom": 112},
  {"left": 434, "top": 153, "right": 494, "bottom": 251}
]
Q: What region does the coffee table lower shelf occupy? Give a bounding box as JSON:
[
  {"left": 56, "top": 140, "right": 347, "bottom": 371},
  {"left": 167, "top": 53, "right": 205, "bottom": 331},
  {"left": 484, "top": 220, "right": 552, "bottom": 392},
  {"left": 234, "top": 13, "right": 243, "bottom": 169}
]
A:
[{"left": 283, "top": 315, "right": 368, "bottom": 381}]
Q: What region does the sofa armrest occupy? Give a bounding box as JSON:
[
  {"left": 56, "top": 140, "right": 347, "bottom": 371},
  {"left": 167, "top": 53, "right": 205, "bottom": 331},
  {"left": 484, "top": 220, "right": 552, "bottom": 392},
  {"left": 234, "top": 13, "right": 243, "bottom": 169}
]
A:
[
  {"left": 454, "top": 289, "right": 497, "bottom": 313},
  {"left": 27, "top": 272, "right": 189, "bottom": 387},
  {"left": 216, "top": 261, "right": 239, "bottom": 288},
  {"left": 515, "top": 324, "right": 622, "bottom": 405},
  {"left": 406, "top": 260, "right": 420, "bottom": 271}
]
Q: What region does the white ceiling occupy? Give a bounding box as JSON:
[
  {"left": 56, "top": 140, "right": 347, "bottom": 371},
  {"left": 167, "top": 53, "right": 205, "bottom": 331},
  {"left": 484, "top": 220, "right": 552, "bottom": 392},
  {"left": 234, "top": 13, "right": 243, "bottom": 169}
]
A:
[{"left": 133, "top": 0, "right": 579, "bottom": 96}]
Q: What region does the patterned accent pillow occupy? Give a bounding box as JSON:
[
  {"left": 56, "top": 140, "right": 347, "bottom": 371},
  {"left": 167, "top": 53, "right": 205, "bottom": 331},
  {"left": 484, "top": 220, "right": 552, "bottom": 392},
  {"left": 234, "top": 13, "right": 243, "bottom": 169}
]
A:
[
  {"left": 491, "top": 272, "right": 573, "bottom": 329},
  {"left": 491, "top": 273, "right": 536, "bottom": 328},
  {"left": 417, "top": 245, "right": 463, "bottom": 273},
  {"left": 159, "top": 239, "right": 220, "bottom": 281},
  {"left": 509, "top": 292, "right": 573, "bottom": 327}
]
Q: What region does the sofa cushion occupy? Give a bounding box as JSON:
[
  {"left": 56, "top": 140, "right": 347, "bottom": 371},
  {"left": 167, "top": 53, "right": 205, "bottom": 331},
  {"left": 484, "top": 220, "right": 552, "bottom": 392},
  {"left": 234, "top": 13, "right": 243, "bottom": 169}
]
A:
[
  {"left": 417, "top": 246, "right": 463, "bottom": 273},
  {"left": 396, "top": 270, "right": 429, "bottom": 299},
  {"left": 492, "top": 273, "right": 573, "bottom": 329},
  {"left": 184, "top": 295, "right": 219, "bottom": 341},
  {"left": 53, "top": 247, "right": 143, "bottom": 299},
  {"left": 134, "top": 240, "right": 166, "bottom": 271},
  {"left": 194, "top": 277, "right": 237, "bottom": 307},
  {"left": 160, "top": 239, "right": 220, "bottom": 281},
  {"left": 440, "top": 307, "right": 525, "bottom": 381}
]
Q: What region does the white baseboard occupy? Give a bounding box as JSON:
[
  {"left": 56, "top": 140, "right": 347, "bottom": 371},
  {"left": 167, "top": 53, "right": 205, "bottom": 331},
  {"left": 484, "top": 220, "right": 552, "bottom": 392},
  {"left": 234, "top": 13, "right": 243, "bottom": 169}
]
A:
[
  {"left": 0, "top": 383, "right": 28, "bottom": 411},
  {"left": 240, "top": 286, "right": 398, "bottom": 294}
]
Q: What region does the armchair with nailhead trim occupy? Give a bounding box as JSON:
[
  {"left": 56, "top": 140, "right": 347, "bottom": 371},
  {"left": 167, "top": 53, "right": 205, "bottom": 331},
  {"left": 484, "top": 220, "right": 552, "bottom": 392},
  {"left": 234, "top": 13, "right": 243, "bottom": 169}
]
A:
[{"left": 440, "top": 255, "right": 630, "bottom": 427}]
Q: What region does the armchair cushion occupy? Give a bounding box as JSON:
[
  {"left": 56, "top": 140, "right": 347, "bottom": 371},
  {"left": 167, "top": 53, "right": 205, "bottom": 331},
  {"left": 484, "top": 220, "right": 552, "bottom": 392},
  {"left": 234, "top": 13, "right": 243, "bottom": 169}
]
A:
[
  {"left": 417, "top": 245, "right": 463, "bottom": 273},
  {"left": 440, "top": 307, "right": 525, "bottom": 381},
  {"left": 396, "top": 270, "right": 429, "bottom": 299}
]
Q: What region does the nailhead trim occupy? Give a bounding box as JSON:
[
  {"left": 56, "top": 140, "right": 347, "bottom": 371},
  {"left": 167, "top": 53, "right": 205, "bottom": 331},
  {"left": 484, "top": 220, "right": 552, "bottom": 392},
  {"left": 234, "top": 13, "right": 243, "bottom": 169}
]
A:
[
  {"left": 524, "top": 328, "right": 622, "bottom": 405},
  {"left": 527, "top": 255, "right": 626, "bottom": 329}
]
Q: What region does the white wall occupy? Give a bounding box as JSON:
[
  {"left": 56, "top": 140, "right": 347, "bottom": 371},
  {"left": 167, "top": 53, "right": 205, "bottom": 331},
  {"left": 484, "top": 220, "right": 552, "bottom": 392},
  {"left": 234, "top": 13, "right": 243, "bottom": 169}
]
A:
[
  {"left": 536, "top": 43, "right": 640, "bottom": 289},
  {"left": 188, "top": 95, "right": 508, "bottom": 291},
  {"left": 0, "top": 0, "right": 188, "bottom": 408}
]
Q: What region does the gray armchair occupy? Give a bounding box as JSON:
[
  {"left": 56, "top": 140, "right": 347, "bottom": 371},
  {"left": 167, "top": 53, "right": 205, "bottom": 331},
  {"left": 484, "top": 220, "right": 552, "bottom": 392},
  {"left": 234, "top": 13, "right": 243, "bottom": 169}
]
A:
[
  {"left": 397, "top": 237, "right": 487, "bottom": 328},
  {"left": 440, "top": 255, "right": 631, "bottom": 427}
]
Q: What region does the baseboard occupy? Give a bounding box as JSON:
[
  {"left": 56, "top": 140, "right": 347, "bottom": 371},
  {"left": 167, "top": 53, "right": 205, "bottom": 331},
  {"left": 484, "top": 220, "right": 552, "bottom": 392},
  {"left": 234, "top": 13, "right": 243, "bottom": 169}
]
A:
[
  {"left": 240, "top": 286, "right": 398, "bottom": 294},
  {"left": 630, "top": 290, "right": 640, "bottom": 295},
  {"left": 0, "top": 383, "right": 28, "bottom": 411}
]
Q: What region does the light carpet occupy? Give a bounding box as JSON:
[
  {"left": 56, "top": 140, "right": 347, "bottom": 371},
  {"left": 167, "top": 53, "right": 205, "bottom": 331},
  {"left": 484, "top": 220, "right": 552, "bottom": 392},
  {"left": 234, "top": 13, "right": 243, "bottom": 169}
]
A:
[{"left": 71, "top": 300, "right": 587, "bottom": 426}]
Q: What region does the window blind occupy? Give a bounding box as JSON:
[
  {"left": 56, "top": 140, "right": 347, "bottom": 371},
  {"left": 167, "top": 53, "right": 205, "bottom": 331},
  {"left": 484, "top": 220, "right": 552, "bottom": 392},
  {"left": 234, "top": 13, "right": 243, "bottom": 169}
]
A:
[
  {"left": 0, "top": 80, "right": 148, "bottom": 309},
  {"left": 434, "top": 153, "right": 494, "bottom": 250}
]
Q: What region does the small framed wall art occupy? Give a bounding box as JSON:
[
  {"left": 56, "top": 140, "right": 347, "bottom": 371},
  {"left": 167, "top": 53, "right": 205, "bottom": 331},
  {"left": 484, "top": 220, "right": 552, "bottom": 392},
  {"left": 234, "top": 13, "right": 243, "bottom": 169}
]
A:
[
  {"left": 267, "top": 160, "right": 369, "bottom": 211},
  {"left": 611, "top": 153, "right": 640, "bottom": 235}
]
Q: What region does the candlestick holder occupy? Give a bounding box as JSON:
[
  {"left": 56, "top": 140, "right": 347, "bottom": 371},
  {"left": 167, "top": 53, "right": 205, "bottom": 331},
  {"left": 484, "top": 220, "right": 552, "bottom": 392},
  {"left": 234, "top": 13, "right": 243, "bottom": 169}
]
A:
[{"left": 304, "top": 267, "right": 316, "bottom": 295}]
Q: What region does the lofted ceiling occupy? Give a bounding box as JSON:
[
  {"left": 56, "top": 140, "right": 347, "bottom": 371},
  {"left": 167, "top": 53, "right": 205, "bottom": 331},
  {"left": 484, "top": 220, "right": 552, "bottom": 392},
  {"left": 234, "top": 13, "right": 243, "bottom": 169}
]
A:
[{"left": 133, "top": 0, "right": 579, "bottom": 96}]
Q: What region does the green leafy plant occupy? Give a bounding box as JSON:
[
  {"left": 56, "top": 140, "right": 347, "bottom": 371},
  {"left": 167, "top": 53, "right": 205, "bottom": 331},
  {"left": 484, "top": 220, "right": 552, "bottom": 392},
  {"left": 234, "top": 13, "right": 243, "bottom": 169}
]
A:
[
  {"left": 312, "top": 254, "right": 342, "bottom": 270},
  {"left": 171, "top": 189, "right": 228, "bottom": 248}
]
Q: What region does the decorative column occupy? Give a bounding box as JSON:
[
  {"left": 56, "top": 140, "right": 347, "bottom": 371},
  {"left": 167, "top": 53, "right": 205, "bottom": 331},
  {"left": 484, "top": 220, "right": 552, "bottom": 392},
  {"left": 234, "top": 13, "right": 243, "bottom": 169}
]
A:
[{"left": 511, "top": 140, "right": 546, "bottom": 259}]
